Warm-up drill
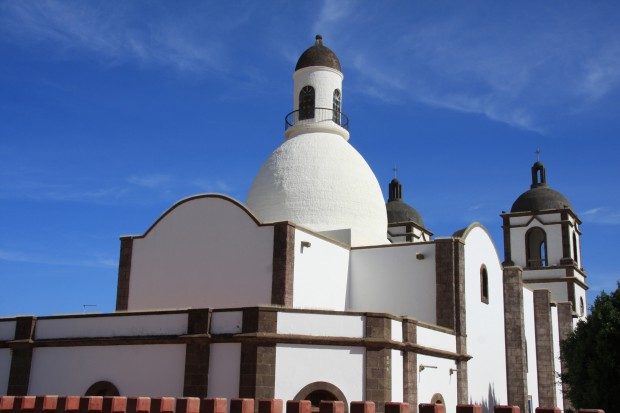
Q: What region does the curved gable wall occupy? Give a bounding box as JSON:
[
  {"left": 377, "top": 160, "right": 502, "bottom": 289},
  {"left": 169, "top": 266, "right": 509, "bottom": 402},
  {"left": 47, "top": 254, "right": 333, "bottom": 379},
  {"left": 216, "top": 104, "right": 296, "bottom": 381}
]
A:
[
  {"left": 127, "top": 196, "right": 274, "bottom": 310},
  {"left": 460, "top": 225, "right": 508, "bottom": 407}
]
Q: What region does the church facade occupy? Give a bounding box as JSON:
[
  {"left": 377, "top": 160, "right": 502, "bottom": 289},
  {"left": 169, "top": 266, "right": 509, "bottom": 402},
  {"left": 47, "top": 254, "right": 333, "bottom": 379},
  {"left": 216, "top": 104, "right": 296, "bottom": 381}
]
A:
[{"left": 0, "top": 36, "right": 587, "bottom": 413}]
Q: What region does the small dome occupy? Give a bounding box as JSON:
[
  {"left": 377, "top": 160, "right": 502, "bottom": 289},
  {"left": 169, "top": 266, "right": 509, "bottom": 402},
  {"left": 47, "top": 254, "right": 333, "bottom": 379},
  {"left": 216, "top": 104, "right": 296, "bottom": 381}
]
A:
[
  {"left": 246, "top": 132, "right": 388, "bottom": 246},
  {"left": 511, "top": 186, "right": 572, "bottom": 213},
  {"left": 386, "top": 179, "right": 424, "bottom": 226},
  {"left": 295, "top": 35, "right": 342, "bottom": 72},
  {"left": 511, "top": 161, "right": 572, "bottom": 212}
]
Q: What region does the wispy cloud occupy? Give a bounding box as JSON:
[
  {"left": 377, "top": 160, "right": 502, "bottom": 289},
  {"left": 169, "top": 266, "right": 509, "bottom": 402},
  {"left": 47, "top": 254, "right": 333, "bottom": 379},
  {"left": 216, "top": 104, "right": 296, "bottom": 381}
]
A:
[
  {"left": 0, "top": 169, "right": 231, "bottom": 205},
  {"left": 0, "top": 1, "right": 234, "bottom": 73},
  {"left": 582, "top": 207, "right": 620, "bottom": 225},
  {"left": 0, "top": 248, "right": 116, "bottom": 268},
  {"left": 310, "top": 1, "right": 620, "bottom": 132}
]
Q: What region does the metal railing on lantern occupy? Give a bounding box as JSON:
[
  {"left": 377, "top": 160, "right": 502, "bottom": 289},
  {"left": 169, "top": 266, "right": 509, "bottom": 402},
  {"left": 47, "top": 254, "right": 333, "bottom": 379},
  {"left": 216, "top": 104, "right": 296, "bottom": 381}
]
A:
[{"left": 284, "top": 107, "right": 349, "bottom": 131}]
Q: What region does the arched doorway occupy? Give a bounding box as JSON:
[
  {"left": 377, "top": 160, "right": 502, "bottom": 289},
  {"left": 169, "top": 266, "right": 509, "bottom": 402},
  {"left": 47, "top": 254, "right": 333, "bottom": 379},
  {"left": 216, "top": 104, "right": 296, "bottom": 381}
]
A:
[{"left": 294, "top": 381, "right": 348, "bottom": 413}]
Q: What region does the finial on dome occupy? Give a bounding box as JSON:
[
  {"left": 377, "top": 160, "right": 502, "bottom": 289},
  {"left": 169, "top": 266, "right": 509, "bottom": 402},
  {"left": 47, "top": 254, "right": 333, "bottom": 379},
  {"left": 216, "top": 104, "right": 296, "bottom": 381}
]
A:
[
  {"left": 388, "top": 178, "right": 402, "bottom": 201},
  {"left": 315, "top": 34, "right": 323, "bottom": 44},
  {"left": 531, "top": 160, "right": 547, "bottom": 188}
]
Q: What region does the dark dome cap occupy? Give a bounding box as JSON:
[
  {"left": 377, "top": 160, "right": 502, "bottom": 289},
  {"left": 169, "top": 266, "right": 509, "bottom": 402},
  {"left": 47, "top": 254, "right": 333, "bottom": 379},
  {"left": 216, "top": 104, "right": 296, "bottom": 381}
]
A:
[
  {"left": 510, "top": 161, "right": 572, "bottom": 212},
  {"left": 386, "top": 178, "right": 425, "bottom": 226},
  {"left": 295, "top": 35, "right": 342, "bottom": 72}
]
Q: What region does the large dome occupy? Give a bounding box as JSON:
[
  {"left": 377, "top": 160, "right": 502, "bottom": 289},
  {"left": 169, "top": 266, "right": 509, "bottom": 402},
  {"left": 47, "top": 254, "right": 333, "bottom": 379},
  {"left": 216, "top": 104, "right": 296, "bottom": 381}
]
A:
[{"left": 246, "top": 133, "right": 388, "bottom": 246}]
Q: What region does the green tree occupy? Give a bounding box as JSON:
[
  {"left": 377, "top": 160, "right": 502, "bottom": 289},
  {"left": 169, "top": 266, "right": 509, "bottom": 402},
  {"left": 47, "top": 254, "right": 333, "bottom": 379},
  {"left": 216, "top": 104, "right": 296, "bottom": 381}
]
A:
[{"left": 560, "top": 281, "right": 620, "bottom": 412}]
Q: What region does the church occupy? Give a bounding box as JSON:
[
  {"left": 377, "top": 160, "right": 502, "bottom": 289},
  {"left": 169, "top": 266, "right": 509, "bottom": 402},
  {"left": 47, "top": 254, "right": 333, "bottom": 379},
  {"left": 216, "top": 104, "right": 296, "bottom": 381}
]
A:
[{"left": 0, "top": 36, "right": 588, "bottom": 413}]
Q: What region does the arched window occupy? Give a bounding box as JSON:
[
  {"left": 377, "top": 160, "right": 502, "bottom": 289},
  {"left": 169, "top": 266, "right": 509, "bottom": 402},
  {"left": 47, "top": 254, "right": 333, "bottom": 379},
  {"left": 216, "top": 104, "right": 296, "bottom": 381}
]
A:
[
  {"left": 332, "top": 89, "right": 341, "bottom": 124},
  {"left": 480, "top": 265, "right": 489, "bottom": 304},
  {"left": 579, "top": 297, "right": 585, "bottom": 316},
  {"left": 526, "top": 227, "right": 548, "bottom": 268},
  {"left": 299, "top": 86, "right": 315, "bottom": 120},
  {"left": 85, "top": 380, "right": 120, "bottom": 396},
  {"left": 572, "top": 232, "right": 579, "bottom": 264}
]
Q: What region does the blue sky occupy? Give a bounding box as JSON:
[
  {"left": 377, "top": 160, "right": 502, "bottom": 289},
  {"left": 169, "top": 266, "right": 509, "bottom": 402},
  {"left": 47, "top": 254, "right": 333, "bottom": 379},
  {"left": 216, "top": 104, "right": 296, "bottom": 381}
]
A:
[{"left": 0, "top": 1, "right": 619, "bottom": 316}]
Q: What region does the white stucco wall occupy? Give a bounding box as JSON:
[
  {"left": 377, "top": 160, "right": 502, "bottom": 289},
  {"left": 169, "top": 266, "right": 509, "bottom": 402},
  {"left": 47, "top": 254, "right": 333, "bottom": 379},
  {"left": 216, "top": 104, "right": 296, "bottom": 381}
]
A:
[
  {"left": 391, "top": 320, "right": 403, "bottom": 342},
  {"left": 461, "top": 226, "right": 508, "bottom": 407},
  {"left": 277, "top": 312, "right": 364, "bottom": 337},
  {"left": 509, "top": 214, "right": 563, "bottom": 267},
  {"left": 292, "top": 228, "right": 350, "bottom": 310},
  {"left": 550, "top": 307, "right": 563, "bottom": 411},
  {"left": 391, "top": 349, "right": 404, "bottom": 402},
  {"left": 523, "top": 288, "right": 539, "bottom": 408},
  {"left": 349, "top": 243, "right": 436, "bottom": 323},
  {"left": 0, "top": 349, "right": 11, "bottom": 395},
  {"left": 0, "top": 321, "right": 15, "bottom": 340},
  {"left": 416, "top": 326, "right": 456, "bottom": 353},
  {"left": 274, "top": 344, "right": 364, "bottom": 404},
  {"left": 417, "top": 355, "right": 457, "bottom": 412},
  {"left": 36, "top": 313, "right": 188, "bottom": 339},
  {"left": 211, "top": 311, "right": 243, "bottom": 334},
  {"left": 29, "top": 345, "right": 186, "bottom": 396},
  {"left": 525, "top": 282, "right": 568, "bottom": 303},
  {"left": 128, "top": 196, "right": 274, "bottom": 310},
  {"left": 207, "top": 343, "right": 241, "bottom": 398}
]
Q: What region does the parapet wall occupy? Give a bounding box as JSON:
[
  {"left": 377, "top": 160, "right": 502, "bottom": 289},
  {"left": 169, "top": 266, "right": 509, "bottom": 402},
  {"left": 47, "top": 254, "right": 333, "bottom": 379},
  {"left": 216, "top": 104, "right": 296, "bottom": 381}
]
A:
[{"left": 0, "top": 397, "right": 603, "bottom": 413}]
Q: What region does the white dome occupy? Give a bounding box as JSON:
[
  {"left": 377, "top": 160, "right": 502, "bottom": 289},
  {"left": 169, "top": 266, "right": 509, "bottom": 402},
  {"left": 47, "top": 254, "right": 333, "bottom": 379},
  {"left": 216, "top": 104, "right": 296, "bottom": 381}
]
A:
[{"left": 246, "top": 132, "right": 388, "bottom": 246}]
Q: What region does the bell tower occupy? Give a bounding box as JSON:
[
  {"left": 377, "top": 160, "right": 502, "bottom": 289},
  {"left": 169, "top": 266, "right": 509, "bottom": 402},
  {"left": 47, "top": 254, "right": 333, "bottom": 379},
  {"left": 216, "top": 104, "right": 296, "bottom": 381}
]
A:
[
  {"left": 502, "top": 161, "right": 588, "bottom": 318},
  {"left": 285, "top": 35, "right": 349, "bottom": 141}
]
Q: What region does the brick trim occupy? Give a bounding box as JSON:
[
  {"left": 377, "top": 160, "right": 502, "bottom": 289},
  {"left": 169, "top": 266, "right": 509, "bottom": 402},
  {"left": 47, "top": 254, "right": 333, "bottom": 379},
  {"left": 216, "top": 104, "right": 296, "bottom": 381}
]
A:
[
  {"left": 183, "top": 309, "right": 211, "bottom": 397},
  {"left": 502, "top": 267, "right": 528, "bottom": 412},
  {"left": 533, "top": 290, "right": 557, "bottom": 408},
  {"left": 365, "top": 316, "right": 391, "bottom": 413},
  {"left": 293, "top": 381, "right": 349, "bottom": 413},
  {"left": 115, "top": 237, "right": 133, "bottom": 311},
  {"left": 556, "top": 302, "right": 574, "bottom": 412},
  {"left": 7, "top": 317, "right": 36, "bottom": 395},
  {"left": 435, "top": 239, "right": 457, "bottom": 330},
  {"left": 271, "top": 223, "right": 295, "bottom": 306}
]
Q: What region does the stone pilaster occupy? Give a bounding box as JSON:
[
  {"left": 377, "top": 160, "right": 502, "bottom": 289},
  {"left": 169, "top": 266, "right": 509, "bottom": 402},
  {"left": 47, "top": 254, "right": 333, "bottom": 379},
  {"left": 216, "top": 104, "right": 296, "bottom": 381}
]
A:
[
  {"left": 365, "top": 315, "right": 391, "bottom": 413},
  {"left": 556, "top": 302, "right": 574, "bottom": 412},
  {"left": 272, "top": 223, "right": 295, "bottom": 307},
  {"left": 183, "top": 309, "right": 211, "bottom": 397},
  {"left": 7, "top": 316, "right": 36, "bottom": 395},
  {"left": 115, "top": 237, "right": 133, "bottom": 311},
  {"left": 402, "top": 319, "right": 417, "bottom": 408},
  {"left": 239, "top": 308, "right": 277, "bottom": 400},
  {"left": 502, "top": 266, "right": 528, "bottom": 412},
  {"left": 533, "top": 290, "right": 557, "bottom": 408},
  {"left": 435, "top": 239, "right": 456, "bottom": 330},
  {"left": 502, "top": 215, "right": 513, "bottom": 266}
]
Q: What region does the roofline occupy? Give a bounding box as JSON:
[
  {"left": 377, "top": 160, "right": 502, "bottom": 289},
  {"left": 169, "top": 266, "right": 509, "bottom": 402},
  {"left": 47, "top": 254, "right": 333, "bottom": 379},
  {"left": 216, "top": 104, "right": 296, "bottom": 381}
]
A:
[
  {"left": 501, "top": 207, "right": 582, "bottom": 224},
  {"left": 452, "top": 222, "right": 502, "bottom": 263}
]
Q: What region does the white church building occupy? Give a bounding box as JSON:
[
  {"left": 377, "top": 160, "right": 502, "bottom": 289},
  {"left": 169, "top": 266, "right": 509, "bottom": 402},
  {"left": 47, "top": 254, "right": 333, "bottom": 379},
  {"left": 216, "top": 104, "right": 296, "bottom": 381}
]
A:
[{"left": 0, "top": 36, "right": 588, "bottom": 413}]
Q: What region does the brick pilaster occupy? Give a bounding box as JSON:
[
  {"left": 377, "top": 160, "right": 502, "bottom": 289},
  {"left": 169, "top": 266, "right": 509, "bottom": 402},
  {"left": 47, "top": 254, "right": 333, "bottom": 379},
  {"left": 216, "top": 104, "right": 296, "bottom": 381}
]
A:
[
  {"left": 239, "top": 308, "right": 277, "bottom": 401},
  {"left": 435, "top": 239, "right": 456, "bottom": 330},
  {"left": 183, "top": 309, "right": 211, "bottom": 397},
  {"left": 533, "top": 290, "right": 557, "bottom": 408},
  {"left": 365, "top": 315, "right": 391, "bottom": 413},
  {"left": 402, "top": 319, "right": 417, "bottom": 408},
  {"left": 272, "top": 223, "right": 295, "bottom": 307},
  {"left": 502, "top": 267, "right": 528, "bottom": 412},
  {"left": 556, "top": 302, "right": 574, "bottom": 412},
  {"left": 7, "top": 316, "right": 36, "bottom": 395}
]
